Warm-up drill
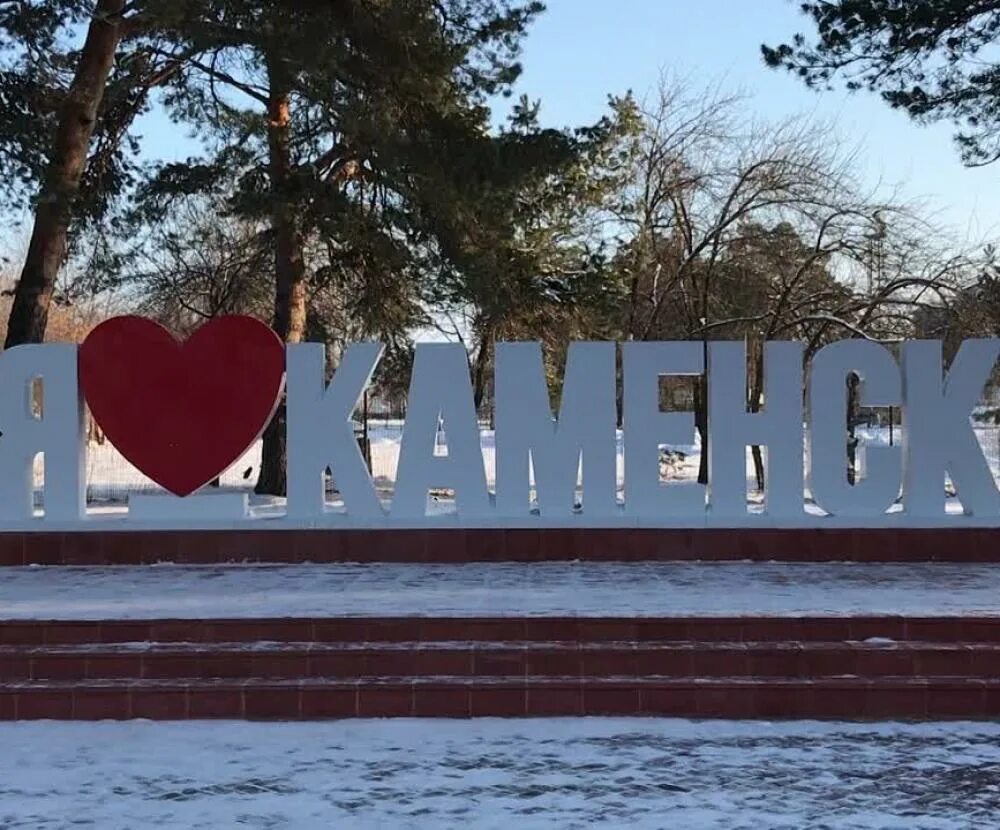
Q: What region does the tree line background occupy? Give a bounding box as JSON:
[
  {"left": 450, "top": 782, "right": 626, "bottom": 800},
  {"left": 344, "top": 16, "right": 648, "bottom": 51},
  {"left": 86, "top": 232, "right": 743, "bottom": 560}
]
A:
[{"left": 1, "top": 0, "right": 999, "bottom": 498}]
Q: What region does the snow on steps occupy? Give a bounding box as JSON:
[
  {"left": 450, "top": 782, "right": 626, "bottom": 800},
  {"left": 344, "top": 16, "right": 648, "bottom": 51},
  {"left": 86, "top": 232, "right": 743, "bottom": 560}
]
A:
[
  {"left": 5, "top": 562, "right": 1000, "bottom": 619},
  {"left": 4, "top": 615, "right": 1000, "bottom": 720}
]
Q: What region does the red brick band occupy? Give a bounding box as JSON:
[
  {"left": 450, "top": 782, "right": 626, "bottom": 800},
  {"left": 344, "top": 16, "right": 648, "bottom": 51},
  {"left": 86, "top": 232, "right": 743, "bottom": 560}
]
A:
[
  {"left": 0, "top": 526, "right": 997, "bottom": 565},
  {"left": 4, "top": 677, "right": 998, "bottom": 720},
  {"left": 3, "top": 615, "right": 998, "bottom": 645}
]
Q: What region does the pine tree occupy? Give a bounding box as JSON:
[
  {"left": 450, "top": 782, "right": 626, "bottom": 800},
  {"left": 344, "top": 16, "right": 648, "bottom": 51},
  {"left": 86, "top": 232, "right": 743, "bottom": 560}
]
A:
[
  {"left": 762, "top": 0, "right": 1000, "bottom": 166},
  {"left": 0, "top": 1, "right": 197, "bottom": 346},
  {"left": 420, "top": 93, "right": 641, "bottom": 408},
  {"left": 129, "top": 0, "right": 551, "bottom": 494}
]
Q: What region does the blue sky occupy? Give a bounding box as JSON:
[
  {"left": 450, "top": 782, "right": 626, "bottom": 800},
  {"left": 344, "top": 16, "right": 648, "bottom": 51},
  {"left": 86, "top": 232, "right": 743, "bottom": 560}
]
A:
[{"left": 135, "top": 0, "right": 998, "bottom": 241}]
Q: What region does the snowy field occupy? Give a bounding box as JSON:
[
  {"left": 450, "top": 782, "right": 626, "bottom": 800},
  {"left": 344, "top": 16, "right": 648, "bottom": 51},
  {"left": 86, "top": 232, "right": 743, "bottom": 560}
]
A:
[
  {"left": 3, "top": 562, "right": 1000, "bottom": 619},
  {"left": 3, "top": 719, "right": 1000, "bottom": 828},
  {"left": 72, "top": 423, "right": 1000, "bottom": 504}
]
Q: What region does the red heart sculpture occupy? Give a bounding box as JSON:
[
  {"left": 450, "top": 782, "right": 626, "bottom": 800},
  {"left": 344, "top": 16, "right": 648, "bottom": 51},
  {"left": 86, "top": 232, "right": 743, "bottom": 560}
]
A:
[{"left": 79, "top": 315, "right": 286, "bottom": 497}]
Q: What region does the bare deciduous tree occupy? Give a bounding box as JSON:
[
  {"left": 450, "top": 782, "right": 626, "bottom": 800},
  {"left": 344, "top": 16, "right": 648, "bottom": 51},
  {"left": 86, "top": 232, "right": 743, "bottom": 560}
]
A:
[{"left": 614, "top": 75, "right": 983, "bottom": 489}]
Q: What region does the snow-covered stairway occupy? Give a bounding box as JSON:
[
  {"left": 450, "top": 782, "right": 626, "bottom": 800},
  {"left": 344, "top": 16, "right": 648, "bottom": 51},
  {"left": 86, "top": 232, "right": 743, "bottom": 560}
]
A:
[
  {"left": 3, "top": 542, "right": 1000, "bottom": 720},
  {"left": 3, "top": 614, "right": 1000, "bottom": 719}
]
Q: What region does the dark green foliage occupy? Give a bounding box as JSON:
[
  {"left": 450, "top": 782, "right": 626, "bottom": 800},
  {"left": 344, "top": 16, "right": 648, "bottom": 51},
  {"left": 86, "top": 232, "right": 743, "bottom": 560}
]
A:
[
  {"left": 93, "top": 0, "right": 611, "bottom": 487},
  {"left": 420, "top": 92, "right": 641, "bottom": 403},
  {"left": 763, "top": 0, "right": 1000, "bottom": 165},
  {"left": 119, "top": 0, "right": 625, "bottom": 361},
  {"left": 0, "top": 2, "right": 197, "bottom": 236}
]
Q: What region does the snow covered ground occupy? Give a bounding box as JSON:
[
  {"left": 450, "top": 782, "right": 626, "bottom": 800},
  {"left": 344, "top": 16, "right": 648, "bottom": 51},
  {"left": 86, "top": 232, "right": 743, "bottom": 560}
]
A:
[
  {"left": 21, "top": 423, "right": 994, "bottom": 527},
  {"left": 2, "top": 719, "right": 1000, "bottom": 828},
  {"left": 72, "top": 423, "right": 1000, "bottom": 504},
  {"left": 3, "top": 561, "right": 1000, "bottom": 619}
]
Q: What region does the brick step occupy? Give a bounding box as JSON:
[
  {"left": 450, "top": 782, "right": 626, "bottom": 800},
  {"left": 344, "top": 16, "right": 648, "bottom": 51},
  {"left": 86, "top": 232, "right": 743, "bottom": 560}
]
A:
[
  {"left": 5, "top": 527, "right": 1000, "bottom": 565},
  {"left": 6, "top": 640, "right": 1000, "bottom": 681},
  {"left": 4, "top": 675, "right": 999, "bottom": 720},
  {"left": 5, "top": 616, "right": 998, "bottom": 645}
]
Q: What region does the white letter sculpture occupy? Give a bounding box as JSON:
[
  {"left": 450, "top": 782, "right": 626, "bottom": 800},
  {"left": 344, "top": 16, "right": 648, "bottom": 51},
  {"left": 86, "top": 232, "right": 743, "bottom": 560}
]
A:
[
  {"left": 901, "top": 339, "right": 1000, "bottom": 517},
  {"left": 808, "top": 340, "right": 902, "bottom": 517},
  {"left": 494, "top": 341, "right": 617, "bottom": 517},
  {"left": 392, "top": 343, "right": 491, "bottom": 518},
  {"left": 0, "top": 344, "right": 85, "bottom": 521},
  {"left": 622, "top": 341, "right": 705, "bottom": 516},
  {"left": 286, "top": 342, "right": 384, "bottom": 519},
  {"left": 708, "top": 341, "right": 804, "bottom": 518}
]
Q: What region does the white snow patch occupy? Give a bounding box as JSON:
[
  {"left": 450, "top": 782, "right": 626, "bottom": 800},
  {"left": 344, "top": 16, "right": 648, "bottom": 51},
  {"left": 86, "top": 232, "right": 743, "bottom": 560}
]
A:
[
  {"left": 2, "top": 562, "right": 1000, "bottom": 620},
  {"left": 18, "top": 425, "right": 997, "bottom": 529},
  {"left": 1, "top": 719, "right": 999, "bottom": 828}
]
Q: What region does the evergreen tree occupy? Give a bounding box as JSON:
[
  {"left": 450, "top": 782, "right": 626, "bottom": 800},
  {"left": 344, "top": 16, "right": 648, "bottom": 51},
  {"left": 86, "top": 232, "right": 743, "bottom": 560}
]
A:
[
  {"left": 0, "top": 1, "right": 197, "bottom": 345},
  {"left": 421, "top": 92, "right": 641, "bottom": 408},
  {"left": 125, "top": 0, "right": 552, "bottom": 494},
  {"left": 762, "top": 1, "right": 1000, "bottom": 166}
]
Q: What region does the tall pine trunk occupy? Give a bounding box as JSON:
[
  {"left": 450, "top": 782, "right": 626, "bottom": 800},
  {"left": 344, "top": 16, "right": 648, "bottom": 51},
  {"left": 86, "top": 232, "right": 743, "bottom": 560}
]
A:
[
  {"left": 4, "top": 0, "right": 125, "bottom": 347},
  {"left": 255, "top": 51, "right": 308, "bottom": 497},
  {"left": 471, "top": 337, "right": 491, "bottom": 414}
]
